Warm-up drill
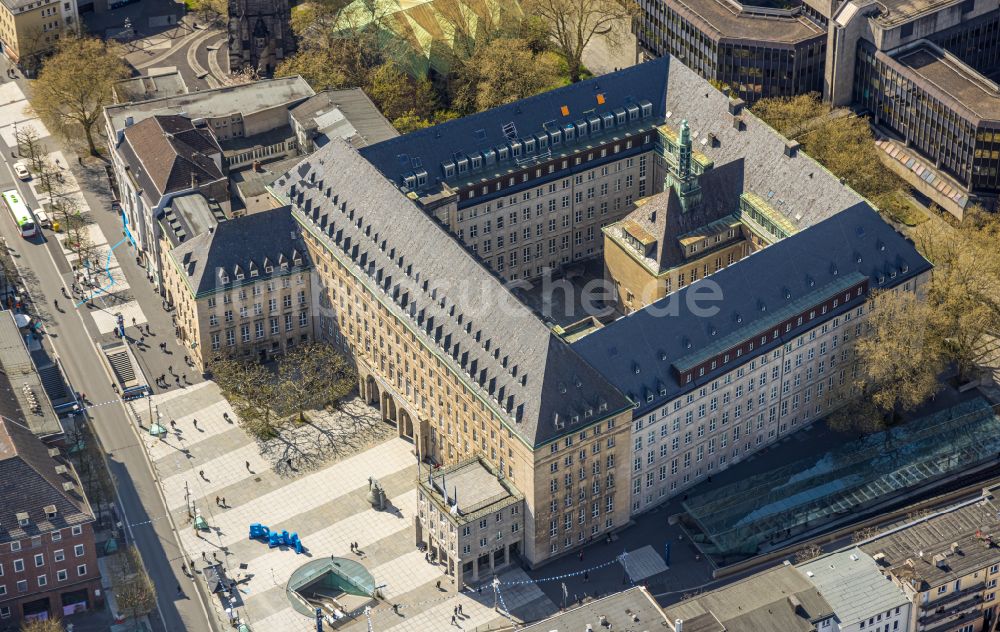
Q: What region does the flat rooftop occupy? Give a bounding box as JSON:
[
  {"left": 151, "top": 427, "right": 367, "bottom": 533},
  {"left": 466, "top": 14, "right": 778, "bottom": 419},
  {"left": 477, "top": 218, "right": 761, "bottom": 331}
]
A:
[
  {"left": 798, "top": 548, "right": 910, "bottom": 628},
  {"left": 105, "top": 76, "right": 315, "bottom": 135},
  {"left": 0, "top": 312, "right": 61, "bottom": 439},
  {"left": 859, "top": 492, "right": 1000, "bottom": 590},
  {"left": 892, "top": 42, "right": 1000, "bottom": 121},
  {"left": 667, "top": 0, "right": 825, "bottom": 44},
  {"left": 113, "top": 70, "right": 188, "bottom": 104},
  {"left": 874, "top": 0, "right": 966, "bottom": 27},
  {"left": 419, "top": 456, "right": 523, "bottom": 522},
  {"left": 520, "top": 587, "right": 668, "bottom": 632},
  {"left": 664, "top": 565, "right": 834, "bottom": 632}
]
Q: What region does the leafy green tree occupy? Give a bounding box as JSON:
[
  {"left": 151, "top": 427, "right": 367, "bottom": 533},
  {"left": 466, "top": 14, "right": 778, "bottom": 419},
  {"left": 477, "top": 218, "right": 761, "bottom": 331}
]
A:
[
  {"left": 828, "top": 290, "right": 945, "bottom": 436},
  {"left": 368, "top": 61, "right": 438, "bottom": 122},
  {"left": 453, "top": 38, "right": 562, "bottom": 113},
  {"left": 30, "top": 36, "right": 128, "bottom": 156}
]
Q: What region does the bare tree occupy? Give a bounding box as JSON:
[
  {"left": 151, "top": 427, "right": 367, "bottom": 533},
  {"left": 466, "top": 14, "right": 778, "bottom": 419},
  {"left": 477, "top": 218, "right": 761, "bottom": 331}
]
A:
[
  {"left": 525, "top": 0, "right": 639, "bottom": 82},
  {"left": 274, "top": 341, "right": 356, "bottom": 423},
  {"left": 14, "top": 125, "right": 44, "bottom": 171},
  {"left": 111, "top": 545, "right": 156, "bottom": 630},
  {"left": 793, "top": 543, "right": 822, "bottom": 563},
  {"left": 20, "top": 618, "right": 64, "bottom": 632},
  {"left": 212, "top": 357, "right": 282, "bottom": 439}
]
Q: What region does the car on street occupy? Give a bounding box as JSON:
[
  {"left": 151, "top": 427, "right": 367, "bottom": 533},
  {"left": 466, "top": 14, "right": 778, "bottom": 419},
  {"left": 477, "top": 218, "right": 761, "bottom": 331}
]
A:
[
  {"left": 33, "top": 207, "right": 50, "bottom": 229},
  {"left": 13, "top": 162, "right": 30, "bottom": 180}
]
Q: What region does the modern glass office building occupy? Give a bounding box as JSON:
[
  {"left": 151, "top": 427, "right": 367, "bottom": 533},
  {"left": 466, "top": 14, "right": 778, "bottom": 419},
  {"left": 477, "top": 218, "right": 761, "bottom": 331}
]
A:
[
  {"left": 636, "top": 0, "right": 827, "bottom": 103},
  {"left": 853, "top": 39, "right": 1000, "bottom": 195}
]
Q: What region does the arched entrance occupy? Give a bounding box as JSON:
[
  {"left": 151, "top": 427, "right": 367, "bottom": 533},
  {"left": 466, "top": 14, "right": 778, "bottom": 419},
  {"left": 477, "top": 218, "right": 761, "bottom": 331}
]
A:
[
  {"left": 399, "top": 410, "right": 414, "bottom": 440},
  {"left": 381, "top": 392, "right": 398, "bottom": 426},
  {"left": 365, "top": 375, "right": 380, "bottom": 407}
]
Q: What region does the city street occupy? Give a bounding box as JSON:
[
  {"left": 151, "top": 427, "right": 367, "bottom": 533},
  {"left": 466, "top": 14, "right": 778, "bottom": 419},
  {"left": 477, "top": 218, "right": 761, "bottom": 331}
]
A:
[{"left": 0, "top": 74, "right": 214, "bottom": 630}]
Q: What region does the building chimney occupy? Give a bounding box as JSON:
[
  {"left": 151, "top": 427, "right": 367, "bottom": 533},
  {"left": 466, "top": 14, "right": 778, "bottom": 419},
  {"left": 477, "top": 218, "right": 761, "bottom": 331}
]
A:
[
  {"left": 675, "top": 619, "right": 684, "bottom": 632},
  {"left": 191, "top": 173, "right": 198, "bottom": 189}
]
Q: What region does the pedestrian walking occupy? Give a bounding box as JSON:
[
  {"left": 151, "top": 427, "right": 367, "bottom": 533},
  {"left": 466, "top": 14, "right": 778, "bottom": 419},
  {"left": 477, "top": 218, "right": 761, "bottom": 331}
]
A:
[
  {"left": 578, "top": 550, "right": 584, "bottom": 562},
  {"left": 168, "top": 365, "right": 173, "bottom": 374},
  {"left": 215, "top": 496, "right": 220, "bottom": 507},
  {"left": 453, "top": 606, "right": 458, "bottom": 616},
  {"left": 451, "top": 615, "right": 457, "bottom": 626},
  {"left": 202, "top": 551, "right": 207, "bottom": 561},
  {"left": 170, "top": 420, "right": 176, "bottom": 429},
  {"left": 199, "top": 469, "right": 206, "bottom": 480},
  {"left": 181, "top": 563, "right": 188, "bottom": 575},
  {"left": 436, "top": 580, "right": 441, "bottom": 590},
  {"left": 245, "top": 461, "right": 251, "bottom": 471},
  {"left": 131, "top": 317, "right": 136, "bottom": 327},
  {"left": 176, "top": 584, "right": 183, "bottom": 596},
  {"left": 212, "top": 552, "right": 218, "bottom": 561},
  {"left": 77, "top": 156, "right": 82, "bottom": 166},
  {"left": 286, "top": 458, "right": 292, "bottom": 469},
  {"left": 392, "top": 604, "right": 399, "bottom": 614},
  {"left": 221, "top": 497, "right": 226, "bottom": 507},
  {"left": 458, "top": 604, "right": 463, "bottom": 615},
  {"left": 583, "top": 571, "right": 589, "bottom": 583},
  {"left": 192, "top": 418, "right": 198, "bottom": 429}
]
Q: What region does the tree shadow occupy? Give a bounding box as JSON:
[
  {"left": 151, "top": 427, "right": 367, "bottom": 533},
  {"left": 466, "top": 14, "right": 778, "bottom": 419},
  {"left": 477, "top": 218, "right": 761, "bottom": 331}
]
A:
[{"left": 256, "top": 397, "right": 392, "bottom": 475}]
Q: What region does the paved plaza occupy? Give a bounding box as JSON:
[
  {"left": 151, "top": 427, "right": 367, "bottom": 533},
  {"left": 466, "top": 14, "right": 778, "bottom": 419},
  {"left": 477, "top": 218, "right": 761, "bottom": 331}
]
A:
[{"left": 134, "top": 382, "right": 559, "bottom": 631}]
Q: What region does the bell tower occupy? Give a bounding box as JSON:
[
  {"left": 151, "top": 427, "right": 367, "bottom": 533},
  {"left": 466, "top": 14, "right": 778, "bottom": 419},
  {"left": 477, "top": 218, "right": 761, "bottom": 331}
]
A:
[{"left": 665, "top": 119, "right": 703, "bottom": 213}]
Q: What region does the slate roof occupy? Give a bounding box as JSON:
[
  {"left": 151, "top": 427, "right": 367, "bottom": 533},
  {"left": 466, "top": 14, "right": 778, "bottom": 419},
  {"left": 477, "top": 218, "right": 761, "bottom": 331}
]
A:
[
  {"left": 0, "top": 418, "right": 93, "bottom": 544},
  {"left": 358, "top": 57, "right": 671, "bottom": 194},
  {"left": 289, "top": 88, "right": 399, "bottom": 148},
  {"left": 615, "top": 159, "right": 745, "bottom": 271},
  {"left": 665, "top": 565, "right": 835, "bottom": 632},
  {"left": 168, "top": 207, "right": 311, "bottom": 298},
  {"left": 572, "top": 203, "right": 932, "bottom": 417},
  {"left": 121, "top": 115, "right": 224, "bottom": 202},
  {"left": 798, "top": 548, "right": 910, "bottom": 628},
  {"left": 663, "top": 61, "right": 867, "bottom": 232},
  {"left": 520, "top": 586, "right": 669, "bottom": 631},
  {"left": 858, "top": 494, "right": 1000, "bottom": 590},
  {"left": 272, "top": 139, "right": 631, "bottom": 448}
]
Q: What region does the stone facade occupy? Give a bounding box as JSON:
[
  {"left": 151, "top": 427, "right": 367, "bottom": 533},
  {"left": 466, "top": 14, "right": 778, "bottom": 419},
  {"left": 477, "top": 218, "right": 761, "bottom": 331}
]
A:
[{"left": 227, "top": 0, "right": 294, "bottom": 76}]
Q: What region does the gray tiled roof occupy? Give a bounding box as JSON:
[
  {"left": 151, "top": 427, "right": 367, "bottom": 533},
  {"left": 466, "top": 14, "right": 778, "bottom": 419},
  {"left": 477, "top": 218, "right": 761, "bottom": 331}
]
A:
[
  {"left": 271, "top": 139, "right": 631, "bottom": 448},
  {"left": 664, "top": 61, "right": 867, "bottom": 232},
  {"left": 168, "top": 207, "right": 311, "bottom": 298},
  {"left": 619, "top": 159, "right": 745, "bottom": 271},
  {"left": 121, "top": 115, "right": 224, "bottom": 202},
  {"left": 573, "top": 203, "right": 932, "bottom": 417},
  {"left": 289, "top": 88, "right": 399, "bottom": 148},
  {"left": 0, "top": 418, "right": 93, "bottom": 544},
  {"left": 798, "top": 548, "right": 910, "bottom": 628},
  {"left": 359, "top": 57, "right": 671, "bottom": 195}
]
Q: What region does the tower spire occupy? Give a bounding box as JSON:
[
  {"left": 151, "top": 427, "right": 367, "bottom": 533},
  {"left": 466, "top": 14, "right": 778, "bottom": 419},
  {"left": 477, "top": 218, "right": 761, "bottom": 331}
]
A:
[{"left": 666, "top": 119, "right": 702, "bottom": 213}]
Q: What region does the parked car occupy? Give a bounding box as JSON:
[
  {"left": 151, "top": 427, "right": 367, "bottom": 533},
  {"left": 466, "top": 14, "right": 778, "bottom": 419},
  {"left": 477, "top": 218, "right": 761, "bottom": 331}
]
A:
[
  {"left": 33, "top": 207, "right": 50, "bottom": 229},
  {"left": 13, "top": 162, "right": 30, "bottom": 180}
]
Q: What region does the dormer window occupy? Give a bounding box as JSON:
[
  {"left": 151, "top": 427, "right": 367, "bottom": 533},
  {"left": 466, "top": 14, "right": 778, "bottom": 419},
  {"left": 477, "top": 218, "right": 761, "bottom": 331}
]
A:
[
  {"left": 44, "top": 505, "right": 57, "bottom": 519},
  {"left": 234, "top": 266, "right": 244, "bottom": 281},
  {"left": 17, "top": 512, "right": 29, "bottom": 527}
]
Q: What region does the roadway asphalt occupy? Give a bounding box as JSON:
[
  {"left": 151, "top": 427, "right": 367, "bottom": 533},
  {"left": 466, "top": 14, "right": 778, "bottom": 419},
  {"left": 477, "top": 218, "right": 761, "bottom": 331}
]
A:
[{"left": 0, "top": 76, "right": 214, "bottom": 631}]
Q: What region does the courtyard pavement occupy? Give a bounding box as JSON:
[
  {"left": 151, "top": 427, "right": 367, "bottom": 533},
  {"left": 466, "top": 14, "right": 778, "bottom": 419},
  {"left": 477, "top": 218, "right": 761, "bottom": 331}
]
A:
[{"left": 133, "top": 383, "right": 559, "bottom": 631}]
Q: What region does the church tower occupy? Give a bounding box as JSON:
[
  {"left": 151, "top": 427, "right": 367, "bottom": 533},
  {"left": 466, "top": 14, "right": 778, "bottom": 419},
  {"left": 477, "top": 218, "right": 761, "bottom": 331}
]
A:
[{"left": 227, "top": 0, "right": 296, "bottom": 77}]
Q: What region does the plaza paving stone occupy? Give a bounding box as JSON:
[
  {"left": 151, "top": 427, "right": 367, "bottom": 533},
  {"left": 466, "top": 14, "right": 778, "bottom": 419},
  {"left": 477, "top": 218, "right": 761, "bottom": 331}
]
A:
[{"left": 136, "top": 382, "right": 558, "bottom": 630}]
